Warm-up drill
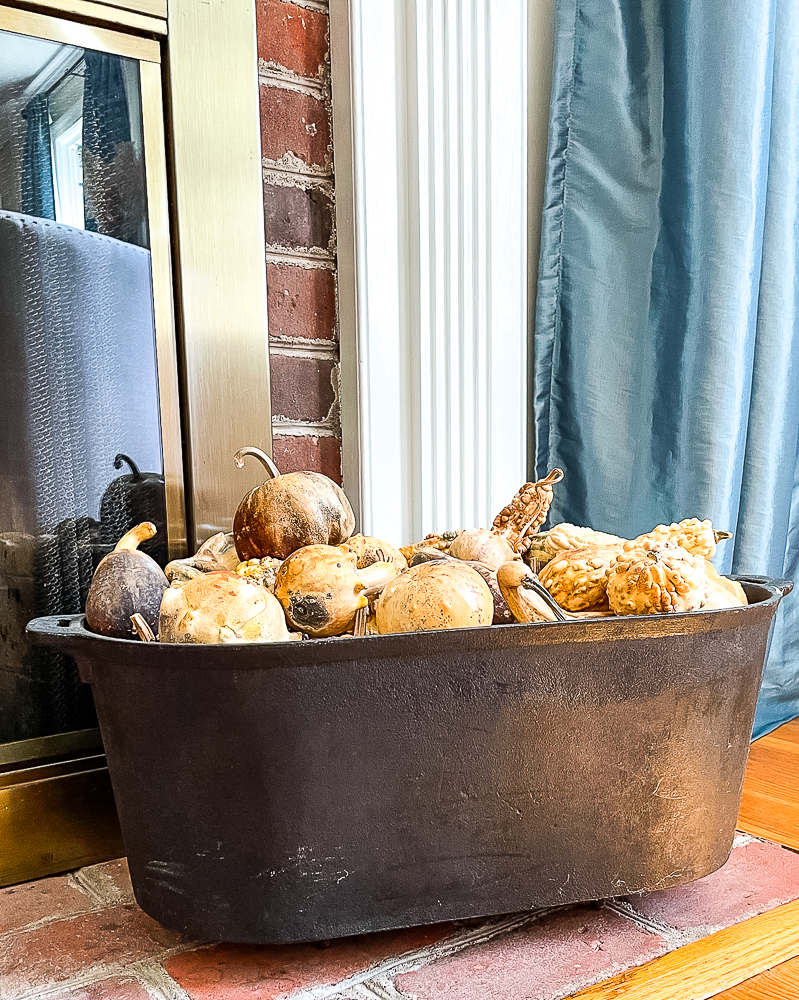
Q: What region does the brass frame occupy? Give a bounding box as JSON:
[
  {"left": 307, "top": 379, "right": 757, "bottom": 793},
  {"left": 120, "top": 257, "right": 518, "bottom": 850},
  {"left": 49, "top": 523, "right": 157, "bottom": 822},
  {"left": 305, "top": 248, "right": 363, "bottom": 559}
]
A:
[
  {"left": 3, "top": 0, "right": 166, "bottom": 36},
  {"left": 166, "top": 0, "right": 272, "bottom": 550}
]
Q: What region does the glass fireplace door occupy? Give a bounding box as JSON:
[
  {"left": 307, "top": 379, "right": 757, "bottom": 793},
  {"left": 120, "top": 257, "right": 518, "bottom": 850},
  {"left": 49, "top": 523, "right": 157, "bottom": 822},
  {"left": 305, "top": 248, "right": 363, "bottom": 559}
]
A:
[{"left": 0, "top": 7, "right": 184, "bottom": 881}]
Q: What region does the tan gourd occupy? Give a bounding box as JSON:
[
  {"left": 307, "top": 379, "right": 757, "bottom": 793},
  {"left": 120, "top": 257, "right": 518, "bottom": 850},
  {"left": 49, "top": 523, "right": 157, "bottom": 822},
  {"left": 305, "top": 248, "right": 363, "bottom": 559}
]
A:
[
  {"left": 626, "top": 518, "right": 732, "bottom": 559},
  {"left": 233, "top": 447, "right": 356, "bottom": 561},
  {"left": 525, "top": 523, "right": 627, "bottom": 570},
  {"left": 159, "top": 570, "right": 299, "bottom": 643},
  {"left": 449, "top": 528, "right": 518, "bottom": 571},
  {"left": 235, "top": 556, "right": 283, "bottom": 592},
  {"left": 496, "top": 561, "right": 614, "bottom": 624},
  {"left": 538, "top": 543, "right": 624, "bottom": 612},
  {"left": 408, "top": 469, "right": 566, "bottom": 569},
  {"left": 274, "top": 544, "right": 397, "bottom": 638},
  {"left": 606, "top": 544, "right": 708, "bottom": 615},
  {"left": 374, "top": 561, "right": 494, "bottom": 634},
  {"left": 165, "top": 531, "right": 240, "bottom": 582},
  {"left": 343, "top": 533, "right": 408, "bottom": 572},
  {"left": 701, "top": 561, "right": 748, "bottom": 610}
]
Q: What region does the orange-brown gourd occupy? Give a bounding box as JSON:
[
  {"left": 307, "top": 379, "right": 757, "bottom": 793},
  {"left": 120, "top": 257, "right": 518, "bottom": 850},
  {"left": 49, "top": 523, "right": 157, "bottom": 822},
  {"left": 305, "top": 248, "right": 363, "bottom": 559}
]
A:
[
  {"left": 85, "top": 522, "right": 169, "bottom": 639},
  {"left": 274, "top": 544, "right": 397, "bottom": 637},
  {"left": 232, "top": 447, "right": 356, "bottom": 561}
]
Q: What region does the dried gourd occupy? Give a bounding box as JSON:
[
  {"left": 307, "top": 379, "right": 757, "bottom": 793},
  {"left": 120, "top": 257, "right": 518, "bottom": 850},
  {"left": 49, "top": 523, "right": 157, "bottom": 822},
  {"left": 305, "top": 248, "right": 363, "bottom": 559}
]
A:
[
  {"left": 606, "top": 544, "right": 708, "bottom": 615},
  {"left": 491, "top": 469, "right": 564, "bottom": 554},
  {"left": 233, "top": 447, "right": 355, "bottom": 561},
  {"left": 401, "top": 469, "right": 565, "bottom": 569},
  {"left": 165, "top": 531, "right": 240, "bottom": 582},
  {"left": 159, "top": 570, "right": 299, "bottom": 643},
  {"left": 274, "top": 545, "right": 397, "bottom": 638},
  {"left": 343, "top": 534, "right": 408, "bottom": 572},
  {"left": 375, "top": 561, "right": 493, "bottom": 634},
  {"left": 400, "top": 532, "right": 460, "bottom": 564},
  {"left": 538, "top": 543, "right": 624, "bottom": 612},
  {"left": 526, "top": 523, "right": 627, "bottom": 570},
  {"left": 236, "top": 556, "right": 283, "bottom": 592},
  {"left": 497, "top": 561, "right": 616, "bottom": 623},
  {"left": 626, "top": 518, "right": 730, "bottom": 560},
  {"left": 702, "top": 561, "right": 748, "bottom": 610},
  {"left": 449, "top": 528, "right": 518, "bottom": 571},
  {"left": 85, "top": 522, "right": 169, "bottom": 639}
]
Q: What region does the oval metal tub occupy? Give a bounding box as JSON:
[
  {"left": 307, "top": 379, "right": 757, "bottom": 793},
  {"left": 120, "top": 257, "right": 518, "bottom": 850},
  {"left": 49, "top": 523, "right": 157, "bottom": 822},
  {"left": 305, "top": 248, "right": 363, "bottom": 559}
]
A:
[{"left": 27, "top": 576, "right": 790, "bottom": 944}]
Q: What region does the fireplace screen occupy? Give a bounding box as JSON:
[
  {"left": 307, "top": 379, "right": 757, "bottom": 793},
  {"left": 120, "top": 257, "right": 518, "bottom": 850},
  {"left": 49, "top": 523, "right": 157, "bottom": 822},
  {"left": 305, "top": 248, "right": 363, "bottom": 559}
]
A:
[{"left": 0, "top": 27, "right": 167, "bottom": 742}]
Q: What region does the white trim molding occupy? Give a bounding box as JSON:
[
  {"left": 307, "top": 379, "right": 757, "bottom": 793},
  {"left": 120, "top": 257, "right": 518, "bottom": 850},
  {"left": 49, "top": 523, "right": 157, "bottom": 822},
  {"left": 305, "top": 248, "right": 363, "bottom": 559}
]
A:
[{"left": 332, "top": 0, "right": 550, "bottom": 545}]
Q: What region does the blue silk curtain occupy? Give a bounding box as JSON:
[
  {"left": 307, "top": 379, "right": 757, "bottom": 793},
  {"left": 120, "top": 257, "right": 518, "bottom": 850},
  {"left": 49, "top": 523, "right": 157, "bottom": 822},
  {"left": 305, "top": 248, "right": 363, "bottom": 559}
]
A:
[
  {"left": 534, "top": 0, "right": 799, "bottom": 736},
  {"left": 82, "top": 52, "right": 144, "bottom": 246},
  {"left": 21, "top": 95, "right": 56, "bottom": 220}
]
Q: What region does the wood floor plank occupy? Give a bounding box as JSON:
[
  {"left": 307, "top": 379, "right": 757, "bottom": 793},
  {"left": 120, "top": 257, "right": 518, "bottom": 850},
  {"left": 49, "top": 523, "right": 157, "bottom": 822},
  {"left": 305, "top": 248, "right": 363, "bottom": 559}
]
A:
[
  {"left": 567, "top": 899, "right": 799, "bottom": 1000},
  {"left": 710, "top": 953, "right": 799, "bottom": 999},
  {"left": 738, "top": 718, "right": 799, "bottom": 851}
]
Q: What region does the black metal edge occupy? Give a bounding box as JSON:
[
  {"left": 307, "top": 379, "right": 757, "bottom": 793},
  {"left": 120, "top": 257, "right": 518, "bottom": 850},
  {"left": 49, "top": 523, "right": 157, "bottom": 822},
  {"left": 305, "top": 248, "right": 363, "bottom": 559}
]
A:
[{"left": 25, "top": 575, "right": 787, "bottom": 675}]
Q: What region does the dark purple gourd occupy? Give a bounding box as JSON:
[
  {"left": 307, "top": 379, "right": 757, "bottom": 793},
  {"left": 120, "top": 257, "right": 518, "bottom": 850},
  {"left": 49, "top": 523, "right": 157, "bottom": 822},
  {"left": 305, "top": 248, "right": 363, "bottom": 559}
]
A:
[{"left": 85, "top": 522, "right": 169, "bottom": 639}]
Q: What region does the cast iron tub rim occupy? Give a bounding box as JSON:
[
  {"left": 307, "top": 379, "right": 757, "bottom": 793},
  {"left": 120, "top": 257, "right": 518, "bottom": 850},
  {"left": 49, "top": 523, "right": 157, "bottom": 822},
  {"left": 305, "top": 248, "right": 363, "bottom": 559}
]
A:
[{"left": 26, "top": 575, "right": 791, "bottom": 674}]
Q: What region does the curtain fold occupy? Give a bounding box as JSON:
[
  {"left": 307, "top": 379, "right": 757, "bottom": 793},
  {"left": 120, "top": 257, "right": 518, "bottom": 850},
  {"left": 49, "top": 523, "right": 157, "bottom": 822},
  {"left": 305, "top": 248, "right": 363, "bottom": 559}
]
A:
[
  {"left": 21, "top": 95, "right": 56, "bottom": 220},
  {"left": 82, "top": 52, "right": 145, "bottom": 246},
  {"left": 534, "top": 0, "right": 799, "bottom": 736}
]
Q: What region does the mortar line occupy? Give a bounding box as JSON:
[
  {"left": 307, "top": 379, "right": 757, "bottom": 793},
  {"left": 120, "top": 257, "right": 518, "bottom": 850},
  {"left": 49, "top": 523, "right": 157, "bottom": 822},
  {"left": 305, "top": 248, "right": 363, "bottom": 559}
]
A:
[
  {"left": 11, "top": 942, "right": 202, "bottom": 1000},
  {"left": 270, "top": 342, "right": 339, "bottom": 360},
  {"left": 282, "top": 910, "right": 554, "bottom": 1000},
  {"left": 266, "top": 247, "right": 336, "bottom": 267},
  {"left": 259, "top": 66, "right": 328, "bottom": 99},
  {"left": 129, "top": 959, "right": 194, "bottom": 1000}
]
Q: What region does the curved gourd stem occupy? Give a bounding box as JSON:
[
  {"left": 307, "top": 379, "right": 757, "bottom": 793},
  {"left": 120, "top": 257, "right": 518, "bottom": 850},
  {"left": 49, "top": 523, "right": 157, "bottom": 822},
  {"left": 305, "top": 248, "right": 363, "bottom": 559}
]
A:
[
  {"left": 233, "top": 446, "right": 281, "bottom": 481},
  {"left": 114, "top": 522, "right": 156, "bottom": 552},
  {"left": 113, "top": 453, "right": 142, "bottom": 480}
]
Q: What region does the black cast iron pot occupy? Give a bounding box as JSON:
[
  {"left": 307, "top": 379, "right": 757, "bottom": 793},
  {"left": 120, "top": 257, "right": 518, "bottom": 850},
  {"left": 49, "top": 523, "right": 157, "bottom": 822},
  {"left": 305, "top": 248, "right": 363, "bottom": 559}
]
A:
[{"left": 27, "top": 575, "right": 790, "bottom": 944}]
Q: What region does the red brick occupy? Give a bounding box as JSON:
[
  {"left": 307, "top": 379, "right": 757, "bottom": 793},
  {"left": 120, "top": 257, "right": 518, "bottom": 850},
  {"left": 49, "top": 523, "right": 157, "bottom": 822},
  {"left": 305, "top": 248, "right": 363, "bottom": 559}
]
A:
[
  {"left": 621, "top": 838, "right": 799, "bottom": 938},
  {"left": 0, "top": 905, "right": 185, "bottom": 996},
  {"left": 271, "top": 433, "right": 342, "bottom": 482},
  {"left": 263, "top": 183, "right": 334, "bottom": 252},
  {"left": 260, "top": 86, "right": 331, "bottom": 169},
  {"left": 256, "top": 0, "right": 329, "bottom": 81},
  {"left": 78, "top": 857, "right": 135, "bottom": 905},
  {"left": 394, "top": 906, "right": 668, "bottom": 1000},
  {"left": 44, "top": 975, "right": 152, "bottom": 1000},
  {"left": 165, "top": 923, "right": 455, "bottom": 1000},
  {"left": 0, "top": 874, "right": 96, "bottom": 935},
  {"left": 267, "top": 263, "right": 337, "bottom": 342},
  {"left": 269, "top": 353, "right": 336, "bottom": 423}
]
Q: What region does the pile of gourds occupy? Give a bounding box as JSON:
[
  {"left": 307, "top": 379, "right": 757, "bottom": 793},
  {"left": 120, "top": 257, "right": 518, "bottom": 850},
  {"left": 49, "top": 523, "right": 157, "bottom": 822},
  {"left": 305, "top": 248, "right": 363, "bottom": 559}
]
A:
[{"left": 84, "top": 448, "right": 747, "bottom": 644}]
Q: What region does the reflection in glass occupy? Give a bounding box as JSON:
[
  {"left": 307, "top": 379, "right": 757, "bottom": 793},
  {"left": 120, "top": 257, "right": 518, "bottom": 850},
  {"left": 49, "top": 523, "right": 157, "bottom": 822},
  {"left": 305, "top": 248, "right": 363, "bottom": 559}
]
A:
[{"left": 0, "top": 29, "right": 166, "bottom": 742}]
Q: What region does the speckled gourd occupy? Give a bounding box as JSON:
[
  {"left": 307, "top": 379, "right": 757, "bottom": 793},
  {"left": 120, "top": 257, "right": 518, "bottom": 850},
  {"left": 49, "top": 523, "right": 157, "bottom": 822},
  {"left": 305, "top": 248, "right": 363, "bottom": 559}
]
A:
[
  {"left": 233, "top": 447, "right": 355, "bottom": 562},
  {"left": 606, "top": 544, "right": 709, "bottom": 615}
]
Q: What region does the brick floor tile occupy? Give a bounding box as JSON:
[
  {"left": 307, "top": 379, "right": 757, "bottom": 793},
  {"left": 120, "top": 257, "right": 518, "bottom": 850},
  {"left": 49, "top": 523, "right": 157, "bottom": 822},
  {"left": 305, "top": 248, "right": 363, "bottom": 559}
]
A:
[
  {"left": 42, "top": 975, "right": 151, "bottom": 1000},
  {"left": 620, "top": 838, "right": 799, "bottom": 939},
  {"left": 165, "top": 923, "right": 455, "bottom": 1000},
  {"left": 0, "top": 874, "right": 96, "bottom": 935},
  {"left": 393, "top": 906, "right": 668, "bottom": 1000},
  {"left": 0, "top": 905, "right": 185, "bottom": 999},
  {"left": 76, "top": 858, "right": 135, "bottom": 906}
]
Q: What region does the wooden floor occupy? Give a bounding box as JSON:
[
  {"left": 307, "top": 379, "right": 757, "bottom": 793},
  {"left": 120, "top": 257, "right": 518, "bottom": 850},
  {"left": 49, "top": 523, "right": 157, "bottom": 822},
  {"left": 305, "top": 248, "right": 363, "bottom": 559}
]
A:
[{"left": 570, "top": 718, "right": 799, "bottom": 1000}]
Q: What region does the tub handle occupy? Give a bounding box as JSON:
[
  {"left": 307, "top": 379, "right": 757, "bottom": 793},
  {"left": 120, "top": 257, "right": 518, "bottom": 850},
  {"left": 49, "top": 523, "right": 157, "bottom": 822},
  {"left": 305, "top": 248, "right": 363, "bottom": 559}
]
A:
[
  {"left": 26, "top": 614, "right": 94, "bottom": 682},
  {"left": 734, "top": 575, "right": 794, "bottom": 597}
]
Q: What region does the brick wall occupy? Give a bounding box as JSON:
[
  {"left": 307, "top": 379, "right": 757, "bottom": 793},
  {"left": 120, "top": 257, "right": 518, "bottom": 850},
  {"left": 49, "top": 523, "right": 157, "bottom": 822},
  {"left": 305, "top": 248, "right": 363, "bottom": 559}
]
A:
[{"left": 255, "top": 0, "right": 342, "bottom": 484}]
